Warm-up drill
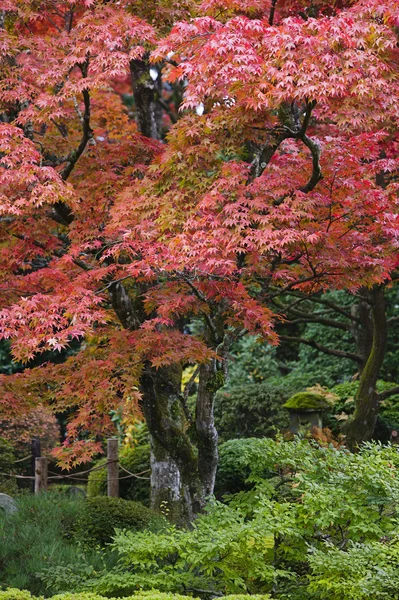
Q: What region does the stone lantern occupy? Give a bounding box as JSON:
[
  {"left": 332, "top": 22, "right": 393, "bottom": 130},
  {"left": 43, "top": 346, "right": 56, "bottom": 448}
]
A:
[{"left": 283, "top": 392, "right": 330, "bottom": 434}]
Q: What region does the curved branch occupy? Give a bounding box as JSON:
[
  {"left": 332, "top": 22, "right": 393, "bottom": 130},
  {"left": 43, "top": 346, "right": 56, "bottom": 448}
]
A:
[
  {"left": 60, "top": 83, "right": 92, "bottom": 180},
  {"left": 287, "top": 292, "right": 361, "bottom": 324},
  {"left": 281, "top": 306, "right": 351, "bottom": 330},
  {"left": 279, "top": 335, "right": 363, "bottom": 364}
]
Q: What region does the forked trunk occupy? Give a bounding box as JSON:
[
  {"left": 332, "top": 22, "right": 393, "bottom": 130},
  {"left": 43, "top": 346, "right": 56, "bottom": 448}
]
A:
[{"left": 141, "top": 361, "right": 220, "bottom": 526}]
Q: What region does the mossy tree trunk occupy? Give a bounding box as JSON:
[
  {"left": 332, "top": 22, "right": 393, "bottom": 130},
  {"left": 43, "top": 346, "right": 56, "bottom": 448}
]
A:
[
  {"left": 344, "top": 286, "right": 387, "bottom": 449},
  {"left": 140, "top": 360, "right": 221, "bottom": 526},
  {"left": 351, "top": 290, "right": 374, "bottom": 371}
]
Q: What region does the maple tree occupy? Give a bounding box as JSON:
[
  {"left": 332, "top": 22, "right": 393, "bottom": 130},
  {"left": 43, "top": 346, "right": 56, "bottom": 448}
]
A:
[{"left": 1, "top": 0, "right": 399, "bottom": 522}]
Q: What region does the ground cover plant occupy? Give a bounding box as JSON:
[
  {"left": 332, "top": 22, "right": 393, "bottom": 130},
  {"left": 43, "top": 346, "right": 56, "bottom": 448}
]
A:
[{"left": 0, "top": 590, "right": 271, "bottom": 600}]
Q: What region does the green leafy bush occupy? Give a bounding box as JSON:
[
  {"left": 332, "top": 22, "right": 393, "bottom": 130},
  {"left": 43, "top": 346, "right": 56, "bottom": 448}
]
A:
[
  {"left": 0, "top": 591, "right": 34, "bottom": 600},
  {"left": 78, "top": 439, "right": 399, "bottom": 599},
  {"left": 74, "top": 497, "right": 165, "bottom": 548},
  {"left": 214, "top": 383, "right": 290, "bottom": 442},
  {"left": 87, "top": 444, "right": 150, "bottom": 506},
  {"left": 215, "top": 439, "right": 262, "bottom": 498},
  {"left": 0, "top": 493, "right": 110, "bottom": 596}
]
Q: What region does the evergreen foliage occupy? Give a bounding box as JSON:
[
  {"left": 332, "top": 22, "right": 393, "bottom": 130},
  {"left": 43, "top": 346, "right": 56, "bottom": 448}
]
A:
[{"left": 0, "top": 493, "right": 108, "bottom": 595}]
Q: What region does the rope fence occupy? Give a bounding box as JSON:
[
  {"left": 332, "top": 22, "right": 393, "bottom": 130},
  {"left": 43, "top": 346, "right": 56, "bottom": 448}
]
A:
[{"left": 0, "top": 438, "right": 150, "bottom": 495}]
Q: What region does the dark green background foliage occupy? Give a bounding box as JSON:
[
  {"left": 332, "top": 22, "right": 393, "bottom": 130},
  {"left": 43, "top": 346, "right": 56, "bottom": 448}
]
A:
[
  {"left": 214, "top": 383, "right": 290, "bottom": 442},
  {"left": 327, "top": 380, "right": 399, "bottom": 440}
]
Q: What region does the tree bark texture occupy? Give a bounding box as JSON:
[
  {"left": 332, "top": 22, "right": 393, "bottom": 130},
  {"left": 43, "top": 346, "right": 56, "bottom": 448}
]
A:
[
  {"left": 351, "top": 290, "right": 374, "bottom": 371},
  {"left": 130, "top": 57, "right": 163, "bottom": 140},
  {"left": 140, "top": 361, "right": 220, "bottom": 526},
  {"left": 344, "top": 286, "right": 387, "bottom": 449}
]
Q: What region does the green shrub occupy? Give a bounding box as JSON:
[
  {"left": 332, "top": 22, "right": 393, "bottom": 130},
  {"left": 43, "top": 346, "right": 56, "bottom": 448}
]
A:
[
  {"left": 0, "top": 592, "right": 271, "bottom": 600},
  {"left": 80, "top": 439, "right": 399, "bottom": 599},
  {"left": 220, "top": 596, "right": 271, "bottom": 600},
  {"left": 87, "top": 444, "right": 150, "bottom": 506},
  {"left": 0, "top": 592, "right": 201, "bottom": 600},
  {"left": 214, "top": 383, "right": 290, "bottom": 442},
  {"left": 75, "top": 497, "right": 165, "bottom": 548},
  {"left": 0, "top": 493, "right": 110, "bottom": 596},
  {"left": 215, "top": 439, "right": 261, "bottom": 498},
  {"left": 50, "top": 594, "right": 106, "bottom": 600}
]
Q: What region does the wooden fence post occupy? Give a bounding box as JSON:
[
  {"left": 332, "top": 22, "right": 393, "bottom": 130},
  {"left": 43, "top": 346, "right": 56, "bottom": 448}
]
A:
[
  {"left": 107, "top": 438, "right": 119, "bottom": 498},
  {"left": 35, "top": 457, "right": 48, "bottom": 494},
  {"left": 31, "top": 438, "right": 41, "bottom": 492}
]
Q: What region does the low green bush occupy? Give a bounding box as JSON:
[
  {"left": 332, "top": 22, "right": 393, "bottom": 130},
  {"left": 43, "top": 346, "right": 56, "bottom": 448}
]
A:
[
  {"left": 214, "top": 383, "right": 290, "bottom": 442},
  {"left": 0, "top": 589, "right": 270, "bottom": 600},
  {"left": 74, "top": 497, "right": 165, "bottom": 548},
  {"left": 0, "top": 591, "right": 34, "bottom": 600},
  {"left": 76, "top": 439, "right": 399, "bottom": 599},
  {"left": 215, "top": 439, "right": 260, "bottom": 498},
  {"left": 87, "top": 444, "right": 151, "bottom": 506},
  {"left": 0, "top": 590, "right": 270, "bottom": 600}
]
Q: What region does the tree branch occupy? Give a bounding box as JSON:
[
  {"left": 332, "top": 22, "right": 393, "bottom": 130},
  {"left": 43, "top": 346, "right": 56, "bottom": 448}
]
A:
[
  {"left": 279, "top": 335, "right": 363, "bottom": 363},
  {"left": 269, "top": 0, "right": 278, "bottom": 26},
  {"left": 182, "top": 276, "right": 219, "bottom": 343},
  {"left": 378, "top": 386, "right": 399, "bottom": 401},
  {"left": 280, "top": 307, "right": 351, "bottom": 331},
  {"left": 60, "top": 67, "right": 92, "bottom": 181},
  {"left": 286, "top": 292, "right": 360, "bottom": 323},
  {"left": 299, "top": 133, "right": 323, "bottom": 193}
]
